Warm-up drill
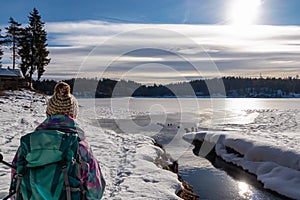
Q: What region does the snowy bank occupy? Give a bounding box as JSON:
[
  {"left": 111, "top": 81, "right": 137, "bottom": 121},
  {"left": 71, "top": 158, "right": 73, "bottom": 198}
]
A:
[
  {"left": 0, "top": 90, "right": 184, "bottom": 199},
  {"left": 183, "top": 132, "right": 300, "bottom": 199}
]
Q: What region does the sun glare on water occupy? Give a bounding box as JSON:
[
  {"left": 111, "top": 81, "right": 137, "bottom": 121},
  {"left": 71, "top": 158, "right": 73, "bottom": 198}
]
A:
[
  {"left": 238, "top": 181, "right": 253, "bottom": 198},
  {"left": 228, "top": 0, "right": 262, "bottom": 26}
]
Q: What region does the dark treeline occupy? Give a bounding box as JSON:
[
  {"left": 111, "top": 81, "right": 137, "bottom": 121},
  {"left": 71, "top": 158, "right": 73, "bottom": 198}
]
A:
[
  {"left": 33, "top": 76, "right": 300, "bottom": 98},
  {"left": 33, "top": 78, "right": 141, "bottom": 97}
]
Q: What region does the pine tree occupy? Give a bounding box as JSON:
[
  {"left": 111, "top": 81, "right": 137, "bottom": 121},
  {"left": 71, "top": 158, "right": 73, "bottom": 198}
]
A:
[
  {"left": 19, "top": 8, "right": 50, "bottom": 82},
  {"left": 18, "top": 27, "right": 31, "bottom": 78},
  {"left": 29, "top": 8, "right": 50, "bottom": 80},
  {"left": 5, "top": 17, "right": 22, "bottom": 69},
  {"left": 0, "top": 29, "right": 3, "bottom": 68}
]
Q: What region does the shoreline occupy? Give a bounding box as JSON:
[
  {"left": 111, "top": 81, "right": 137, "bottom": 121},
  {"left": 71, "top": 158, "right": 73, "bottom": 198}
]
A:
[
  {"left": 0, "top": 90, "right": 190, "bottom": 199},
  {"left": 153, "top": 141, "right": 199, "bottom": 200},
  {"left": 190, "top": 138, "right": 292, "bottom": 200}
]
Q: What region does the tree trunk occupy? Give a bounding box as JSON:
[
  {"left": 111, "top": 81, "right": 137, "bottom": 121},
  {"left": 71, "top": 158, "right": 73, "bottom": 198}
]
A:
[{"left": 12, "top": 41, "right": 16, "bottom": 69}]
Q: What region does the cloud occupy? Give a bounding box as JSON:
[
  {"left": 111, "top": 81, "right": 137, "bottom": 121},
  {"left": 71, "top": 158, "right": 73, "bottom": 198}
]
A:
[{"left": 21, "top": 21, "right": 300, "bottom": 83}]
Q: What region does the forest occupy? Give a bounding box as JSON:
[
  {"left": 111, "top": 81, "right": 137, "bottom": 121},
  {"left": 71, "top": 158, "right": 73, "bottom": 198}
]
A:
[{"left": 33, "top": 76, "right": 300, "bottom": 98}]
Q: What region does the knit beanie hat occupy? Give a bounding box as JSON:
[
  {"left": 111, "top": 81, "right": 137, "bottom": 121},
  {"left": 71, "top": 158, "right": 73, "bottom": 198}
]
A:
[{"left": 46, "top": 82, "right": 78, "bottom": 118}]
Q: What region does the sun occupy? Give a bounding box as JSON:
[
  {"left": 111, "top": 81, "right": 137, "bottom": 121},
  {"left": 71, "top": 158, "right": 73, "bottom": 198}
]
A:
[{"left": 228, "top": 0, "right": 262, "bottom": 26}]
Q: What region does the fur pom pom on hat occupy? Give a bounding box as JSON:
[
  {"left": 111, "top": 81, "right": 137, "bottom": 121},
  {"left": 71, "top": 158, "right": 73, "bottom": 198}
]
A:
[{"left": 46, "top": 82, "right": 78, "bottom": 118}]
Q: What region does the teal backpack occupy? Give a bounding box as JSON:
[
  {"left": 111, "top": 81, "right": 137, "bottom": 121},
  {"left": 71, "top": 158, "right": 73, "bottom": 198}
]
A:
[{"left": 15, "top": 130, "right": 84, "bottom": 200}]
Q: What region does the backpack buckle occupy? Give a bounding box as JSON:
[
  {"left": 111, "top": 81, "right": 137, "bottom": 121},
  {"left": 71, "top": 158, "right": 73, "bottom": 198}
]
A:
[{"left": 71, "top": 158, "right": 77, "bottom": 165}]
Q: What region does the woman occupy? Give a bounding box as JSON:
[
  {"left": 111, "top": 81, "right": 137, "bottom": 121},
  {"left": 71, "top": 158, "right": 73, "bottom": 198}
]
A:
[{"left": 11, "top": 82, "right": 105, "bottom": 199}]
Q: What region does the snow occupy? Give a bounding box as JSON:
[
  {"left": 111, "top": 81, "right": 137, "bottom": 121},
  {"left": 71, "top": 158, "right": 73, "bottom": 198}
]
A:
[
  {"left": 183, "top": 131, "right": 300, "bottom": 199},
  {"left": 0, "top": 90, "right": 182, "bottom": 199},
  {"left": 0, "top": 68, "right": 18, "bottom": 77}
]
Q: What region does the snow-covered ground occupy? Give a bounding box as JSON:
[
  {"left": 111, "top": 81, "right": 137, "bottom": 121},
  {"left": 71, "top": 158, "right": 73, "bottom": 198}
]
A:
[{"left": 0, "top": 90, "right": 183, "bottom": 199}]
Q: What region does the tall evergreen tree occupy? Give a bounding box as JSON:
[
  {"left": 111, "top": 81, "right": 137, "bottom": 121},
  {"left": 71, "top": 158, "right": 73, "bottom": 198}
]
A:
[
  {"left": 5, "top": 17, "right": 22, "bottom": 69},
  {"left": 19, "top": 8, "right": 50, "bottom": 82},
  {"left": 18, "top": 27, "right": 31, "bottom": 78},
  {"left": 0, "top": 29, "right": 3, "bottom": 67}
]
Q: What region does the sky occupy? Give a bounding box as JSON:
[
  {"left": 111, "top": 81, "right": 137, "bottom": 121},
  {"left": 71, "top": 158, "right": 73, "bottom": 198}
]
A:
[{"left": 1, "top": 0, "right": 300, "bottom": 84}]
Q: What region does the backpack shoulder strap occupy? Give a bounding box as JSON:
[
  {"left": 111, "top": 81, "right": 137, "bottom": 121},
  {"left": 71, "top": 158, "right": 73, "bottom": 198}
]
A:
[
  {"left": 62, "top": 162, "right": 72, "bottom": 200},
  {"left": 15, "top": 167, "right": 27, "bottom": 199}
]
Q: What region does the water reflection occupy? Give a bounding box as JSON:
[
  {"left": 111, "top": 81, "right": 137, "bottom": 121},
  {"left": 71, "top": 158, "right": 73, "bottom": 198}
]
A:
[
  {"left": 190, "top": 140, "right": 289, "bottom": 200},
  {"left": 238, "top": 181, "right": 253, "bottom": 199}
]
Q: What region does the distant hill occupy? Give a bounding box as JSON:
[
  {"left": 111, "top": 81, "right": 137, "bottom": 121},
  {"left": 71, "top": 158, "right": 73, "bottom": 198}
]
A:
[{"left": 33, "top": 76, "right": 300, "bottom": 98}]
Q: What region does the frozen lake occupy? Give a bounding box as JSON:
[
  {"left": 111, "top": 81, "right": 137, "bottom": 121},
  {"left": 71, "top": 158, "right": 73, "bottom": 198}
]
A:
[{"left": 79, "top": 97, "right": 300, "bottom": 199}]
